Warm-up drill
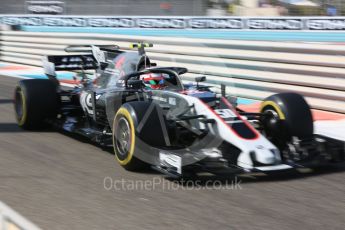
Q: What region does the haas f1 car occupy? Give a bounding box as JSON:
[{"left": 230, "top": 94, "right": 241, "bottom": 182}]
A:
[{"left": 14, "top": 43, "right": 344, "bottom": 177}]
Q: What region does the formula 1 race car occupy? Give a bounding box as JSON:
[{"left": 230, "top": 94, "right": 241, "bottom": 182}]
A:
[{"left": 13, "top": 43, "right": 344, "bottom": 177}]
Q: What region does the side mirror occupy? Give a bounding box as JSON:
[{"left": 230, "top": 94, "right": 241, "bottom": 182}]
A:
[
  {"left": 195, "top": 76, "right": 206, "bottom": 89},
  {"left": 227, "top": 96, "right": 238, "bottom": 107},
  {"left": 100, "top": 62, "right": 108, "bottom": 70},
  {"left": 195, "top": 76, "right": 206, "bottom": 83},
  {"left": 127, "top": 79, "right": 143, "bottom": 89}
]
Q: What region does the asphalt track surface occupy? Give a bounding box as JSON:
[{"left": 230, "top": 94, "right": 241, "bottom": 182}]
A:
[{"left": 1, "top": 75, "right": 345, "bottom": 230}]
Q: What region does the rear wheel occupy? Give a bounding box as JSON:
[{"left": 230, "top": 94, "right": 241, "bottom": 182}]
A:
[{"left": 14, "top": 79, "right": 58, "bottom": 130}]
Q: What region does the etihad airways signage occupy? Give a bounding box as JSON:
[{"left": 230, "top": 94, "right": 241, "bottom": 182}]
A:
[
  {"left": 26, "top": 1, "right": 65, "bottom": 15},
  {"left": 1, "top": 16, "right": 345, "bottom": 30}
]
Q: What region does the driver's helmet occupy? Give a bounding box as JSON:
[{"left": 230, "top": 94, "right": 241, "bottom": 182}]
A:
[{"left": 140, "top": 73, "right": 166, "bottom": 90}]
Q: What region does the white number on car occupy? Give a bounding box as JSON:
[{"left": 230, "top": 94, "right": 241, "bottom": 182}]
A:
[{"left": 214, "top": 109, "right": 237, "bottom": 119}]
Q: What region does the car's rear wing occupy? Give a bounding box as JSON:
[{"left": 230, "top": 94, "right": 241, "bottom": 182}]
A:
[
  {"left": 64, "top": 44, "right": 120, "bottom": 53},
  {"left": 43, "top": 45, "right": 120, "bottom": 77},
  {"left": 43, "top": 54, "right": 98, "bottom": 77}
]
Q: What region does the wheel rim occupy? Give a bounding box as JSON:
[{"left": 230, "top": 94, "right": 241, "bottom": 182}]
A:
[
  {"left": 265, "top": 109, "right": 279, "bottom": 123},
  {"left": 262, "top": 109, "right": 280, "bottom": 138},
  {"left": 115, "top": 117, "right": 132, "bottom": 157}
]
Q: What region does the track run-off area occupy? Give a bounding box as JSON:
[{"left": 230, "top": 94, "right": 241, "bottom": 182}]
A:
[{"left": 1, "top": 72, "right": 345, "bottom": 229}]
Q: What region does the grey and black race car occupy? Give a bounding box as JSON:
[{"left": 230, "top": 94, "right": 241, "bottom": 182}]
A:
[{"left": 13, "top": 43, "right": 344, "bottom": 177}]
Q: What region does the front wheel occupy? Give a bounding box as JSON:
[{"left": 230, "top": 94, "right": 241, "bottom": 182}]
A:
[{"left": 260, "top": 92, "right": 313, "bottom": 143}]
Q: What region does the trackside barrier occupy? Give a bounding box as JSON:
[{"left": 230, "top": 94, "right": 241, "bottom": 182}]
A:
[
  {"left": 0, "top": 30, "right": 344, "bottom": 113},
  {"left": 0, "top": 201, "right": 42, "bottom": 230},
  {"left": 3, "top": 16, "right": 345, "bottom": 30}
]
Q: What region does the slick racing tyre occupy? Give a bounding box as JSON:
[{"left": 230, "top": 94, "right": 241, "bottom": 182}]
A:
[
  {"left": 112, "top": 101, "right": 167, "bottom": 171},
  {"left": 260, "top": 92, "right": 313, "bottom": 142},
  {"left": 14, "top": 79, "right": 58, "bottom": 130}
]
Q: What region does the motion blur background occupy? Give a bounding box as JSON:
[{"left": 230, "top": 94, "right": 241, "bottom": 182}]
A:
[
  {"left": 1, "top": 1, "right": 345, "bottom": 230},
  {"left": 1, "top": 0, "right": 345, "bottom": 16}
]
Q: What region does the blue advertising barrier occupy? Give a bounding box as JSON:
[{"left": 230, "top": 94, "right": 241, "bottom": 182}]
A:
[{"left": 21, "top": 26, "right": 345, "bottom": 42}]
